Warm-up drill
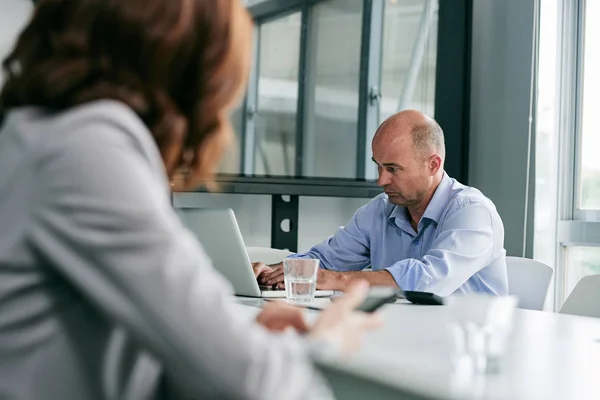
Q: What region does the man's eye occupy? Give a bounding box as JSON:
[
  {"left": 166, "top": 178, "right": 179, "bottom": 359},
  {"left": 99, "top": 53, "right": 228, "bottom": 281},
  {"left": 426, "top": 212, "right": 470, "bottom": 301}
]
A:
[{"left": 387, "top": 167, "right": 397, "bottom": 173}]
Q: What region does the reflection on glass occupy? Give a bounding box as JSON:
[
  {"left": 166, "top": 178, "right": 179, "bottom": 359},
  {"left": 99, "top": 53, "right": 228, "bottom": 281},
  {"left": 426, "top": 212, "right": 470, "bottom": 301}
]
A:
[
  {"left": 218, "top": 106, "right": 243, "bottom": 174},
  {"left": 302, "top": 0, "right": 362, "bottom": 178},
  {"left": 254, "top": 13, "right": 301, "bottom": 176},
  {"left": 230, "top": 1, "right": 442, "bottom": 179},
  {"left": 380, "top": 0, "right": 438, "bottom": 123},
  {"left": 566, "top": 246, "right": 600, "bottom": 296},
  {"left": 579, "top": 1, "right": 600, "bottom": 210}
]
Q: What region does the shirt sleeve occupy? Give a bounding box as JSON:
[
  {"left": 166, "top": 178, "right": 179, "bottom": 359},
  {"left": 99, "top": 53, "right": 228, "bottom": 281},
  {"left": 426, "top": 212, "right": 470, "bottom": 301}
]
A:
[
  {"left": 385, "top": 202, "right": 495, "bottom": 297},
  {"left": 29, "top": 122, "right": 320, "bottom": 400},
  {"left": 289, "top": 200, "right": 375, "bottom": 271}
]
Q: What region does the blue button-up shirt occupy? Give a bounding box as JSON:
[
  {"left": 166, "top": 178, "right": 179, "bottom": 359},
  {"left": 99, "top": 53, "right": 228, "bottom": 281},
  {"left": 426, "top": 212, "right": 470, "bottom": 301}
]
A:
[{"left": 291, "top": 173, "right": 508, "bottom": 296}]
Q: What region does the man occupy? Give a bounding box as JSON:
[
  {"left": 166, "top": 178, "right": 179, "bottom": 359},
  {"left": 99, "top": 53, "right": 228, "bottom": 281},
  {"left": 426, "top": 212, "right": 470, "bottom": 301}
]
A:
[{"left": 254, "top": 110, "right": 508, "bottom": 297}]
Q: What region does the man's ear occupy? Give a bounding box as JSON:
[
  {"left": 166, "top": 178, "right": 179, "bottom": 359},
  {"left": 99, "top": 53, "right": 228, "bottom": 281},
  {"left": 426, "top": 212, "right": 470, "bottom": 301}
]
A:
[{"left": 428, "top": 154, "right": 442, "bottom": 175}]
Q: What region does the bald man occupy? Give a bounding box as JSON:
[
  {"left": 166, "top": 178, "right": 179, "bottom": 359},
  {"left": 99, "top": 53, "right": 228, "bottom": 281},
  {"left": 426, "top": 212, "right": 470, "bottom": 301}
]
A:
[{"left": 254, "top": 110, "right": 508, "bottom": 297}]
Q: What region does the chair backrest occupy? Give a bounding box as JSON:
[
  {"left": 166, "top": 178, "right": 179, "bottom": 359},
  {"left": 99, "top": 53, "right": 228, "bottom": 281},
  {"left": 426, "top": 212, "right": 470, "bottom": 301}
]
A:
[
  {"left": 246, "top": 246, "right": 293, "bottom": 265},
  {"left": 560, "top": 274, "right": 600, "bottom": 318},
  {"left": 506, "top": 256, "right": 553, "bottom": 311}
]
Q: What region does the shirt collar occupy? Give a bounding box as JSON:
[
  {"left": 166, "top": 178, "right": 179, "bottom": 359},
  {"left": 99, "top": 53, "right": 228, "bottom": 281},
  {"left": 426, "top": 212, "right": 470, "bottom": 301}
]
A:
[
  {"left": 421, "top": 172, "right": 453, "bottom": 224},
  {"left": 388, "top": 172, "right": 453, "bottom": 227}
]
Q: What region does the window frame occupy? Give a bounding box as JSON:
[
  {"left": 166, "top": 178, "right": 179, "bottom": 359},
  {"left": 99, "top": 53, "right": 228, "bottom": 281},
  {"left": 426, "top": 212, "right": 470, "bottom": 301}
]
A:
[{"left": 553, "top": 0, "right": 600, "bottom": 307}]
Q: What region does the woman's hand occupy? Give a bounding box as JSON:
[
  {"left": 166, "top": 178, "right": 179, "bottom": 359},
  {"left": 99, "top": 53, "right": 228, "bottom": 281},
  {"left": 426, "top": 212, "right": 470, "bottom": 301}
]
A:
[
  {"left": 256, "top": 301, "right": 308, "bottom": 333},
  {"left": 309, "top": 280, "right": 382, "bottom": 354}
]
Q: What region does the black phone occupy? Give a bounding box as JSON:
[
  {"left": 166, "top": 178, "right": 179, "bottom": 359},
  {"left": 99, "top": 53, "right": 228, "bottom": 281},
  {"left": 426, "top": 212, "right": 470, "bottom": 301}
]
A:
[
  {"left": 354, "top": 287, "right": 404, "bottom": 312},
  {"left": 403, "top": 291, "right": 444, "bottom": 305}
]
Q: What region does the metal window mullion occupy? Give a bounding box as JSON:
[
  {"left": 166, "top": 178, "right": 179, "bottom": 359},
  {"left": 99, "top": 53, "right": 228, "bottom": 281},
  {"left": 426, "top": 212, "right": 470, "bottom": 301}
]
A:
[
  {"left": 250, "top": 0, "right": 329, "bottom": 23},
  {"left": 356, "top": 0, "right": 384, "bottom": 181},
  {"left": 574, "top": 209, "right": 600, "bottom": 221},
  {"left": 355, "top": 0, "right": 372, "bottom": 180},
  {"left": 242, "top": 25, "right": 261, "bottom": 175},
  {"left": 294, "top": 4, "right": 310, "bottom": 177},
  {"left": 557, "top": 220, "right": 600, "bottom": 246},
  {"left": 302, "top": 4, "right": 319, "bottom": 177},
  {"left": 573, "top": 0, "right": 591, "bottom": 221}
]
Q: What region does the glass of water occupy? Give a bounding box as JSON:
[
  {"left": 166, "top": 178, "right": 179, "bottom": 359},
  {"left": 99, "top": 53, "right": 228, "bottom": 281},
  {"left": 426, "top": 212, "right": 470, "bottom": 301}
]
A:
[{"left": 283, "top": 259, "right": 319, "bottom": 304}]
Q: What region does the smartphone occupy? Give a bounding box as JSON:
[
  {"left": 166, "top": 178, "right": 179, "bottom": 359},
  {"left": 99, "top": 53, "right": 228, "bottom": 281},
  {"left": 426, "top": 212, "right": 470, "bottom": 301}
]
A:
[
  {"left": 403, "top": 291, "right": 444, "bottom": 306},
  {"left": 354, "top": 287, "right": 403, "bottom": 313}
]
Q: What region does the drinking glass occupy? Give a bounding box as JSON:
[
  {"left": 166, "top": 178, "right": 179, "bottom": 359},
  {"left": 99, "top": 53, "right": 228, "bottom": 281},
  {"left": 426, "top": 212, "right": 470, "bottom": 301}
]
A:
[{"left": 283, "top": 259, "right": 319, "bottom": 304}]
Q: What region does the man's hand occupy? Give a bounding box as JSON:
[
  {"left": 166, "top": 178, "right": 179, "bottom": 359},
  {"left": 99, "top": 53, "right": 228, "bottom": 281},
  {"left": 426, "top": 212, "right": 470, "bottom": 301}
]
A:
[
  {"left": 259, "top": 263, "right": 284, "bottom": 288},
  {"left": 252, "top": 262, "right": 278, "bottom": 279},
  {"left": 259, "top": 264, "right": 344, "bottom": 291},
  {"left": 256, "top": 301, "right": 308, "bottom": 333}
]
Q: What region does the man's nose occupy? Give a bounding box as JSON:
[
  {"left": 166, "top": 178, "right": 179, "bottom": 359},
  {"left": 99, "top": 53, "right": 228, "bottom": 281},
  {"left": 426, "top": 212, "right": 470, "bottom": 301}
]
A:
[{"left": 377, "top": 170, "right": 391, "bottom": 187}]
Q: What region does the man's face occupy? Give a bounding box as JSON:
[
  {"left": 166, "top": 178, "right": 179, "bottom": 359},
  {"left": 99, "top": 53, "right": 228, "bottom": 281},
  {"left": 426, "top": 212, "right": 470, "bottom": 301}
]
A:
[{"left": 372, "top": 132, "right": 432, "bottom": 207}]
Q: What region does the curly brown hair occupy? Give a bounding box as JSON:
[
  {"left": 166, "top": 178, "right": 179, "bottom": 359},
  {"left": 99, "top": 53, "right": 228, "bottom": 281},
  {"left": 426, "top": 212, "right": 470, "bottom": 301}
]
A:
[{"left": 0, "top": 0, "right": 253, "bottom": 190}]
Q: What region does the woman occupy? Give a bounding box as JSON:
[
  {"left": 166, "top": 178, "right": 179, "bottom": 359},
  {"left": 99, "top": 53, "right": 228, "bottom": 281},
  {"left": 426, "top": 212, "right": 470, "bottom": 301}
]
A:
[{"left": 0, "top": 0, "right": 380, "bottom": 399}]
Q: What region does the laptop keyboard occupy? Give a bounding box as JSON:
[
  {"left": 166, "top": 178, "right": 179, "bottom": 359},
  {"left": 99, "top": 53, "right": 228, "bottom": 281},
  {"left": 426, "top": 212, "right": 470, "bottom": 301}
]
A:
[{"left": 259, "top": 284, "right": 284, "bottom": 291}]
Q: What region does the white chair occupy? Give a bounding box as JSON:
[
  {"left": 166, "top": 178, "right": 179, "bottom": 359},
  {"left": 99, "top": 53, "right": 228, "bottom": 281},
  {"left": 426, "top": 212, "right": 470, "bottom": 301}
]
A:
[
  {"left": 246, "top": 246, "right": 293, "bottom": 265},
  {"left": 560, "top": 274, "right": 600, "bottom": 318},
  {"left": 506, "top": 256, "right": 553, "bottom": 311}
]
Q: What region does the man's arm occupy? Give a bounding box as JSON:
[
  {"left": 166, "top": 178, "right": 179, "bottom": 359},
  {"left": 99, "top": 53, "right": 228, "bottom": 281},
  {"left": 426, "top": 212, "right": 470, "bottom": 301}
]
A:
[
  {"left": 302, "top": 201, "right": 498, "bottom": 293},
  {"left": 289, "top": 200, "right": 379, "bottom": 271},
  {"left": 259, "top": 265, "right": 398, "bottom": 291},
  {"left": 257, "top": 199, "right": 382, "bottom": 288},
  {"left": 316, "top": 269, "right": 397, "bottom": 290}
]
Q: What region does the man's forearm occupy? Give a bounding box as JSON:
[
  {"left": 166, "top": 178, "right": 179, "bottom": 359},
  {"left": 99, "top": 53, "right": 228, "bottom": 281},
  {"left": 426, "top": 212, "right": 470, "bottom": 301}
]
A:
[{"left": 319, "top": 269, "right": 397, "bottom": 291}]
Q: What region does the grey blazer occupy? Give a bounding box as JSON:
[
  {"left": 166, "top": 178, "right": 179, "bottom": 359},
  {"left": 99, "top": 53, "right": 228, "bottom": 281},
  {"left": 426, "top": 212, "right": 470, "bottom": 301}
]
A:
[{"left": 0, "top": 101, "right": 318, "bottom": 400}]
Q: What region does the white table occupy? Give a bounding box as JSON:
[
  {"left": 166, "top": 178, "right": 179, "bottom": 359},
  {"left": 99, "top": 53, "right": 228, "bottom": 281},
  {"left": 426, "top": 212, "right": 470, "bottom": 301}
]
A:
[{"left": 235, "top": 297, "right": 600, "bottom": 400}]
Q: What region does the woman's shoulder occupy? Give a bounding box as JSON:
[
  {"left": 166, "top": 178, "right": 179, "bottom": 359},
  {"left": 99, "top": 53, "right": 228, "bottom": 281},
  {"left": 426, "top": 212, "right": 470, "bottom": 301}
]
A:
[
  {"left": 3, "top": 100, "right": 149, "bottom": 151},
  {"left": 6, "top": 100, "right": 163, "bottom": 176}
]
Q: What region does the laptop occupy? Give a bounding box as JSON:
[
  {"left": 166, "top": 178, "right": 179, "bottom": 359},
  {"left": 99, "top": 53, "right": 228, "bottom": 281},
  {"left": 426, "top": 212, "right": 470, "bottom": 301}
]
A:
[{"left": 176, "top": 208, "right": 334, "bottom": 298}]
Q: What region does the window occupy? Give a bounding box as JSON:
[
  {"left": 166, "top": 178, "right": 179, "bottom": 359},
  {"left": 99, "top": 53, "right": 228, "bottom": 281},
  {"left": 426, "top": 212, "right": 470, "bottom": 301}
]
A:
[
  {"left": 302, "top": 0, "right": 363, "bottom": 178},
  {"left": 566, "top": 246, "right": 600, "bottom": 295},
  {"left": 538, "top": 0, "right": 600, "bottom": 308},
  {"left": 215, "top": 0, "right": 469, "bottom": 192},
  {"left": 218, "top": 106, "right": 243, "bottom": 174},
  {"left": 254, "top": 13, "right": 301, "bottom": 176},
  {"left": 578, "top": 0, "right": 600, "bottom": 211},
  {"left": 236, "top": 0, "right": 448, "bottom": 180},
  {"left": 380, "top": 0, "right": 438, "bottom": 123}
]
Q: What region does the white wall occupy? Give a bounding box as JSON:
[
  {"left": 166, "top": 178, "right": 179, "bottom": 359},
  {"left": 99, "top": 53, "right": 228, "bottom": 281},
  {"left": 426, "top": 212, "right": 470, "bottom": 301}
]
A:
[
  {"left": 0, "top": 0, "right": 33, "bottom": 85},
  {"left": 469, "top": 0, "right": 536, "bottom": 258}
]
